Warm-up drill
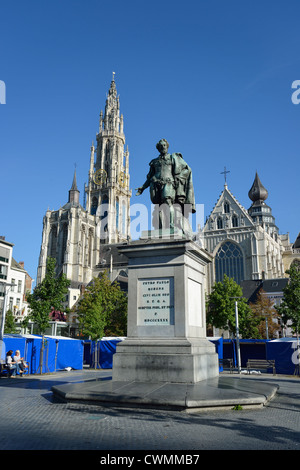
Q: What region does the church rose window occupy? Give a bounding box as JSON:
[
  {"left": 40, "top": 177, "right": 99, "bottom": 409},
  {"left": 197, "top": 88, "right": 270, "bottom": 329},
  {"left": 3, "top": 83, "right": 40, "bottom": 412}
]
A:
[{"left": 215, "top": 241, "right": 244, "bottom": 285}]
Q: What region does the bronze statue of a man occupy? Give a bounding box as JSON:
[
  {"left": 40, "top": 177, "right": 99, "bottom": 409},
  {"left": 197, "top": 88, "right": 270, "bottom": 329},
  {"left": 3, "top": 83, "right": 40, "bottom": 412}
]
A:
[{"left": 136, "top": 139, "right": 195, "bottom": 233}]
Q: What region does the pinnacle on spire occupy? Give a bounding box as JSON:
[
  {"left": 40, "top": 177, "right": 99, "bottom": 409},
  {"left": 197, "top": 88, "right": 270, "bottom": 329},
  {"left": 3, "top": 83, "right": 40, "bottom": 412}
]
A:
[
  {"left": 68, "top": 168, "right": 80, "bottom": 205},
  {"left": 103, "top": 74, "right": 121, "bottom": 133},
  {"left": 71, "top": 168, "right": 78, "bottom": 191}
]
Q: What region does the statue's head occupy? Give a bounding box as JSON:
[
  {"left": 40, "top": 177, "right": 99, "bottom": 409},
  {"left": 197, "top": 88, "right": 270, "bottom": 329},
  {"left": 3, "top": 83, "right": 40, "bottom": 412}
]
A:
[{"left": 156, "top": 139, "right": 169, "bottom": 153}]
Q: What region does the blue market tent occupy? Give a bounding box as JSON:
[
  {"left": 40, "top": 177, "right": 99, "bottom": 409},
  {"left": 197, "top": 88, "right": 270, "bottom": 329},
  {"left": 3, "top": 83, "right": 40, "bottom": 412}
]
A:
[
  {"left": 207, "top": 337, "right": 223, "bottom": 370},
  {"left": 100, "top": 337, "right": 125, "bottom": 368},
  {"left": 223, "top": 339, "right": 267, "bottom": 368},
  {"left": 266, "top": 338, "right": 300, "bottom": 375},
  {"left": 2, "top": 334, "right": 84, "bottom": 374},
  {"left": 83, "top": 337, "right": 125, "bottom": 369}
]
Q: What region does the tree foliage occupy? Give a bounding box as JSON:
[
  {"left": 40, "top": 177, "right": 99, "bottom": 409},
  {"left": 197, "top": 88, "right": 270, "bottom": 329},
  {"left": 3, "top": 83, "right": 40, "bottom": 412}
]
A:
[
  {"left": 249, "top": 289, "right": 281, "bottom": 339},
  {"left": 276, "top": 264, "right": 300, "bottom": 335},
  {"left": 206, "top": 274, "right": 261, "bottom": 338},
  {"left": 4, "top": 309, "right": 17, "bottom": 334},
  {"left": 76, "top": 271, "right": 127, "bottom": 341},
  {"left": 26, "top": 257, "right": 70, "bottom": 334}
]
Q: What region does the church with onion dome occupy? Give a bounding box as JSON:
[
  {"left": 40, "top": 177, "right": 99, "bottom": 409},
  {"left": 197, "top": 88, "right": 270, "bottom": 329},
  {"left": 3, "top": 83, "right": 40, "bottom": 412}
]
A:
[{"left": 203, "top": 171, "right": 297, "bottom": 293}]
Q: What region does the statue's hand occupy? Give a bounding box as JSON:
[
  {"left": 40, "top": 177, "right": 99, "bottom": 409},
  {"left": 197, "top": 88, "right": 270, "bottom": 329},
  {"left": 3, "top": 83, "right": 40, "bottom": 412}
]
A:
[{"left": 136, "top": 187, "right": 143, "bottom": 196}]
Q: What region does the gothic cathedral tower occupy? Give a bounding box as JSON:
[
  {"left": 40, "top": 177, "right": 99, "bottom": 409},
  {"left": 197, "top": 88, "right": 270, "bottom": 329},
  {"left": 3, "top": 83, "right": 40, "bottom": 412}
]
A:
[
  {"left": 37, "top": 76, "right": 131, "bottom": 306},
  {"left": 85, "top": 74, "right": 131, "bottom": 244}
]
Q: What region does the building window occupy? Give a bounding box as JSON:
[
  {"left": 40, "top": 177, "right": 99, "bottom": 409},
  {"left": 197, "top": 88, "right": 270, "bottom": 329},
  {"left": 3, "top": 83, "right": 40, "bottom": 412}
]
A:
[
  {"left": 50, "top": 226, "right": 57, "bottom": 258},
  {"left": 116, "top": 198, "right": 119, "bottom": 230},
  {"left": 101, "top": 195, "right": 109, "bottom": 232},
  {"left": 232, "top": 215, "right": 238, "bottom": 227},
  {"left": 0, "top": 284, "right": 5, "bottom": 297},
  {"left": 122, "top": 200, "right": 126, "bottom": 235},
  {"left": 18, "top": 280, "right": 22, "bottom": 293},
  {"left": 224, "top": 202, "right": 230, "bottom": 213},
  {"left": 217, "top": 217, "right": 223, "bottom": 229},
  {"left": 61, "top": 224, "right": 68, "bottom": 265},
  {"left": 91, "top": 197, "right": 98, "bottom": 216},
  {"left": 0, "top": 264, "right": 8, "bottom": 280},
  {"left": 11, "top": 278, "right": 15, "bottom": 291},
  {"left": 215, "top": 241, "right": 244, "bottom": 285},
  {"left": 9, "top": 297, "right": 13, "bottom": 310}
]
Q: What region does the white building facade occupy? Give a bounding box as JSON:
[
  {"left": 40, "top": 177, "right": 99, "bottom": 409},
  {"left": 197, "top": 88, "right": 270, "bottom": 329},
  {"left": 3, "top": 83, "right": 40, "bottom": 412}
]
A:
[{"left": 0, "top": 237, "right": 32, "bottom": 327}]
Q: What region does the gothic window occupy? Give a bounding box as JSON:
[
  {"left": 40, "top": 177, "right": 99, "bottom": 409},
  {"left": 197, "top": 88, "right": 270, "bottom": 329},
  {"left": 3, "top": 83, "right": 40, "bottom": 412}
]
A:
[
  {"left": 101, "top": 195, "right": 109, "bottom": 232},
  {"left": 91, "top": 197, "right": 98, "bottom": 216},
  {"left": 232, "top": 215, "right": 238, "bottom": 227},
  {"left": 88, "top": 229, "right": 93, "bottom": 266},
  {"left": 60, "top": 224, "right": 68, "bottom": 265},
  {"left": 116, "top": 198, "right": 119, "bottom": 230},
  {"left": 217, "top": 217, "right": 223, "bottom": 229},
  {"left": 224, "top": 201, "right": 230, "bottom": 213},
  {"left": 215, "top": 241, "right": 244, "bottom": 285},
  {"left": 122, "top": 200, "right": 126, "bottom": 235},
  {"left": 50, "top": 226, "right": 57, "bottom": 258}
]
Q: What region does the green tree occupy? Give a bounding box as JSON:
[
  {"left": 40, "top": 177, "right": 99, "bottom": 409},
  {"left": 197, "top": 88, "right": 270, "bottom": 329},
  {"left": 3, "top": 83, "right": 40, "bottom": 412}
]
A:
[
  {"left": 276, "top": 264, "right": 300, "bottom": 337},
  {"left": 207, "top": 274, "right": 260, "bottom": 338},
  {"left": 4, "top": 309, "right": 17, "bottom": 334},
  {"left": 76, "top": 271, "right": 127, "bottom": 341},
  {"left": 249, "top": 288, "right": 281, "bottom": 339},
  {"left": 27, "top": 257, "right": 70, "bottom": 333},
  {"left": 26, "top": 257, "right": 70, "bottom": 373}
]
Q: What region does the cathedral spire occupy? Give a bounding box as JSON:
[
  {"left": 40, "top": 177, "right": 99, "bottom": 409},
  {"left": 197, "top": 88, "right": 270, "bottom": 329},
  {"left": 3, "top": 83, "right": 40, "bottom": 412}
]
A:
[
  {"left": 101, "top": 74, "right": 120, "bottom": 134},
  {"left": 86, "top": 75, "right": 131, "bottom": 244},
  {"left": 68, "top": 169, "right": 80, "bottom": 206}
]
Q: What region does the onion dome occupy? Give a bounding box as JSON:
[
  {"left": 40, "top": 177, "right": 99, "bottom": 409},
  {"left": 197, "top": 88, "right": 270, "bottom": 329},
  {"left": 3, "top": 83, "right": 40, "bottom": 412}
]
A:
[{"left": 248, "top": 172, "right": 268, "bottom": 203}]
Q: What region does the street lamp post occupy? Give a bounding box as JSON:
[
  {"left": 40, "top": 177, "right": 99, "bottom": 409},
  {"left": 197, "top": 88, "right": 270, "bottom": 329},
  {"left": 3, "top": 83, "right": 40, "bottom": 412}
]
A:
[
  {"left": 230, "top": 296, "right": 242, "bottom": 374},
  {"left": 234, "top": 300, "right": 241, "bottom": 374}
]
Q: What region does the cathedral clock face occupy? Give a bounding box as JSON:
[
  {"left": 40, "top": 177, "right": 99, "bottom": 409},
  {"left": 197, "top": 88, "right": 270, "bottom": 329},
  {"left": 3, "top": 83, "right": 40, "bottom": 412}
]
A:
[{"left": 93, "top": 169, "right": 107, "bottom": 186}]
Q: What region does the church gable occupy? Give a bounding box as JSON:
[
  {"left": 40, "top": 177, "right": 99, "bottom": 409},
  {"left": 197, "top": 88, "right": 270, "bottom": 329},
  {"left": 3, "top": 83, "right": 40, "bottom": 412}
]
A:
[{"left": 204, "top": 186, "right": 254, "bottom": 232}]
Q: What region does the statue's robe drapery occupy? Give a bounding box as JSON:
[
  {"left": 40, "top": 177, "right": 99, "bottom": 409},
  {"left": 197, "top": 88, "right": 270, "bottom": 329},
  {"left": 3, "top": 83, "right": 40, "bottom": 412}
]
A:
[{"left": 145, "top": 153, "right": 196, "bottom": 213}]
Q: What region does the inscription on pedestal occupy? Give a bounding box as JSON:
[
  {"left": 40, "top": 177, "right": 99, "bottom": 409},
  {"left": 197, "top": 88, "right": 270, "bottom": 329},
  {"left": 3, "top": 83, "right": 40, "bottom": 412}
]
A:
[{"left": 137, "top": 277, "right": 174, "bottom": 325}]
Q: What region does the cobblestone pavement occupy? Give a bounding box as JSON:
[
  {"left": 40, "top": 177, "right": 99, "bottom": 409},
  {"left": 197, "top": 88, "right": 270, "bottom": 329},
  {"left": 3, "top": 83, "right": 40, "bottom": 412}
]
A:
[{"left": 0, "top": 369, "right": 299, "bottom": 454}]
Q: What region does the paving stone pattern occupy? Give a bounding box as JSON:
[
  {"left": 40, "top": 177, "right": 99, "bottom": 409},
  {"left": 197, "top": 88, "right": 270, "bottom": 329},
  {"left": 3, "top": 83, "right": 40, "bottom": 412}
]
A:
[{"left": 0, "top": 370, "right": 299, "bottom": 451}]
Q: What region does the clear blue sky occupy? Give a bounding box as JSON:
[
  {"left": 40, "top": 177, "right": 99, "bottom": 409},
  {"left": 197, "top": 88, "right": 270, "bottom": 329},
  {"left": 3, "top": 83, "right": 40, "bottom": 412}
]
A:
[{"left": 1, "top": 0, "right": 300, "bottom": 285}]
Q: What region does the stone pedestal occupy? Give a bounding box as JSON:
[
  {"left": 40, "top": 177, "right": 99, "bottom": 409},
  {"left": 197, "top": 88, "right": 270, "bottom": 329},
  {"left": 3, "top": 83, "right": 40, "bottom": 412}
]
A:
[{"left": 112, "top": 237, "right": 219, "bottom": 383}]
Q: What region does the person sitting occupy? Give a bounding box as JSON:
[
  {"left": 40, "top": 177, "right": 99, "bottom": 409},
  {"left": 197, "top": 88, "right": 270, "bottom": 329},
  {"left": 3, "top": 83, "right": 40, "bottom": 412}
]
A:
[
  {"left": 13, "top": 350, "right": 29, "bottom": 374},
  {"left": 6, "top": 350, "right": 24, "bottom": 377}
]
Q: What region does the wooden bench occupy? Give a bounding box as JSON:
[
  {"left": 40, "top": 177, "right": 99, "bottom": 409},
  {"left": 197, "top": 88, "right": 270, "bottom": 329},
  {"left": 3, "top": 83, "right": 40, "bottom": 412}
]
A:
[
  {"left": 246, "top": 359, "right": 276, "bottom": 375},
  {"left": 0, "top": 359, "right": 30, "bottom": 377},
  {"left": 0, "top": 360, "right": 10, "bottom": 377},
  {"left": 219, "top": 358, "right": 234, "bottom": 373}
]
